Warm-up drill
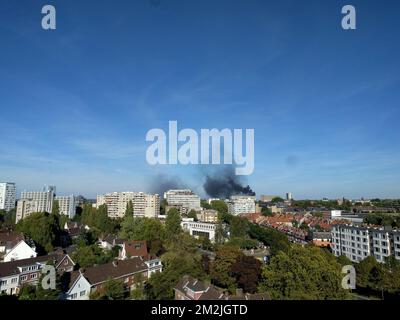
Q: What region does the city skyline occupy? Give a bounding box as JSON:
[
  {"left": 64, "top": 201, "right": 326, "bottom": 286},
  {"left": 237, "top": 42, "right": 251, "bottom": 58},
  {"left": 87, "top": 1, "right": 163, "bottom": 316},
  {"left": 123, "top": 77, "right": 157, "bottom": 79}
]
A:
[{"left": 1, "top": 0, "right": 400, "bottom": 199}]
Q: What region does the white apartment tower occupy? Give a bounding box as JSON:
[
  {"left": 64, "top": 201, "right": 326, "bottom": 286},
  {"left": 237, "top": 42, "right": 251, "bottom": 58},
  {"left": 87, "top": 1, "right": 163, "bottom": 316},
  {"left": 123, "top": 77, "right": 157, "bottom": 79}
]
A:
[
  {"left": 164, "top": 189, "right": 201, "bottom": 212},
  {"left": 16, "top": 185, "right": 56, "bottom": 223},
  {"left": 96, "top": 192, "right": 160, "bottom": 219},
  {"left": 55, "top": 195, "right": 76, "bottom": 219},
  {"left": 227, "top": 195, "right": 256, "bottom": 215},
  {"left": 332, "top": 224, "right": 400, "bottom": 263},
  {"left": 0, "top": 182, "right": 16, "bottom": 212}
]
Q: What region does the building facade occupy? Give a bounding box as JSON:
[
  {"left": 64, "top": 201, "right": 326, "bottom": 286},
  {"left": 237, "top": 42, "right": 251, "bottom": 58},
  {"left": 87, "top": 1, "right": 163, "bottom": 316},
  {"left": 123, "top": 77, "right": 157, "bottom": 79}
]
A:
[
  {"left": 55, "top": 195, "right": 76, "bottom": 219},
  {"left": 331, "top": 224, "right": 400, "bottom": 263},
  {"left": 0, "top": 182, "right": 16, "bottom": 212},
  {"left": 164, "top": 190, "right": 201, "bottom": 213},
  {"left": 181, "top": 219, "right": 217, "bottom": 243},
  {"left": 227, "top": 195, "right": 256, "bottom": 215},
  {"left": 97, "top": 192, "right": 160, "bottom": 219}
]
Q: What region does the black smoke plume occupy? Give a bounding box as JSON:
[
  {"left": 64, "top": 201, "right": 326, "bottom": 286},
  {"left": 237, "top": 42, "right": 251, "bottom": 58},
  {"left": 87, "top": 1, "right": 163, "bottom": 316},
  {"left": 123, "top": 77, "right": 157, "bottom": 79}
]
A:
[{"left": 203, "top": 167, "right": 255, "bottom": 199}]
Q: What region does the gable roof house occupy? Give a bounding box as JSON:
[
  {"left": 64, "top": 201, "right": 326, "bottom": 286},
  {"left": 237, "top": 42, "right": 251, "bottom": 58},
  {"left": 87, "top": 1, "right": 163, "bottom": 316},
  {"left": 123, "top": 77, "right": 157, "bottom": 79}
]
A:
[
  {"left": 2, "top": 240, "right": 37, "bottom": 262},
  {"left": 118, "top": 240, "right": 148, "bottom": 260},
  {"left": 174, "top": 275, "right": 270, "bottom": 301},
  {"left": 65, "top": 257, "right": 152, "bottom": 300},
  {"left": 0, "top": 231, "right": 25, "bottom": 257},
  {"left": 0, "top": 252, "right": 74, "bottom": 295}
]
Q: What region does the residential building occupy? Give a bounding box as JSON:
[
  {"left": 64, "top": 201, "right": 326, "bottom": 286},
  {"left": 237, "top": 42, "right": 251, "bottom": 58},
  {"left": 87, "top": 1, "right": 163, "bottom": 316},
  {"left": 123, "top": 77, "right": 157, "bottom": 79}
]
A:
[
  {"left": 0, "top": 252, "right": 74, "bottom": 295},
  {"left": 119, "top": 240, "right": 148, "bottom": 260},
  {"left": 286, "top": 192, "right": 293, "bottom": 201},
  {"left": 97, "top": 192, "right": 160, "bottom": 219},
  {"left": 15, "top": 199, "right": 39, "bottom": 223},
  {"left": 174, "top": 275, "right": 270, "bottom": 300},
  {"left": 331, "top": 224, "right": 400, "bottom": 263},
  {"left": 197, "top": 209, "right": 219, "bottom": 223},
  {"left": 164, "top": 189, "right": 201, "bottom": 213},
  {"left": 0, "top": 182, "right": 16, "bottom": 212},
  {"left": 227, "top": 195, "right": 256, "bottom": 215},
  {"left": 0, "top": 231, "right": 25, "bottom": 254},
  {"left": 181, "top": 219, "right": 217, "bottom": 243},
  {"left": 260, "top": 195, "right": 279, "bottom": 202},
  {"left": 65, "top": 257, "right": 160, "bottom": 300},
  {"left": 2, "top": 240, "right": 37, "bottom": 262},
  {"left": 17, "top": 185, "right": 56, "bottom": 222},
  {"left": 55, "top": 195, "right": 76, "bottom": 219}
]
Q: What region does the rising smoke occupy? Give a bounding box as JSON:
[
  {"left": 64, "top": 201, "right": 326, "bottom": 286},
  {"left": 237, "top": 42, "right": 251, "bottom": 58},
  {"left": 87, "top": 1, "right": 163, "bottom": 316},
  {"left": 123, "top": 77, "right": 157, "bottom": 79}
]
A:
[{"left": 203, "top": 166, "right": 255, "bottom": 199}]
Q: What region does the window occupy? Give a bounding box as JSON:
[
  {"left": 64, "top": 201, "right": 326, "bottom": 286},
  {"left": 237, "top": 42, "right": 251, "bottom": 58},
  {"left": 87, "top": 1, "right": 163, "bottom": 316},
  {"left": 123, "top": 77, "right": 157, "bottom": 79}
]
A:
[
  {"left": 0, "top": 280, "right": 7, "bottom": 285},
  {"left": 21, "top": 275, "right": 28, "bottom": 281},
  {"left": 11, "top": 278, "right": 18, "bottom": 283},
  {"left": 71, "top": 293, "right": 77, "bottom": 299},
  {"left": 31, "top": 273, "right": 37, "bottom": 279},
  {"left": 80, "top": 291, "right": 86, "bottom": 297}
]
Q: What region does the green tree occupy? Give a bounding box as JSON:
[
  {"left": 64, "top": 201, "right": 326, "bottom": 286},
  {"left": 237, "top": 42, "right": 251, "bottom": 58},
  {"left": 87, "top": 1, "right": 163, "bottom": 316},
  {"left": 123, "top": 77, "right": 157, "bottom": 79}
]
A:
[
  {"left": 51, "top": 200, "right": 60, "bottom": 215},
  {"left": 119, "top": 216, "right": 165, "bottom": 242},
  {"left": 259, "top": 245, "right": 350, "bottom": 300},
  {"left": 211, "top": 200, "right": 228, "bottom": 215},
  {"left": 16, "top": 212, "right": 61, "bottom": 253},
  {"left": 261, "top": 207, "right": 274, "bottom": 216},
  {"left": 214, "top": 223, "right": 228, "bottom": 245},
  {"left": 125, "top": 200, "right": 134, "bottom": 216},
  {"left": 230, "top": 216, "right": 249, "bottom": 238},
  {"left": 91, "top": 279, "right": 125, "bottom": 300},
  {"left": 165, "top": 208, "right": 182, "bottom": 242},
  {"left": 200, "top": 200, "right": 212, "bottom": 209},
  {"left": 187, "top": 209, "right": 198, "bottom": 221},
  {"left": 210, "top": 245, "right": 243, "bottom": 293},
  {"left": 271, "top": 197, "right": 284, "bottom": 204}
]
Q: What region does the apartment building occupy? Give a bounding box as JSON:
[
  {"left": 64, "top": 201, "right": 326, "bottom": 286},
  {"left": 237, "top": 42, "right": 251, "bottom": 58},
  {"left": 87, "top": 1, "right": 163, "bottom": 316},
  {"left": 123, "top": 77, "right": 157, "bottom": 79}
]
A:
[
  {"left": 164, "top": 189, "right": 201, "bottom": 213},
  {"left": 227, "top": 195, "right": 256, "bottom": 216},
  {"left": 97, "top": 192, "right": 160, "bottom": 219},
  {"left": 55, "top": 195, "right": 76, "bottom": 219},
  {"left": 197, "top": 209, "right": 219, "bottom": 223},
  {"left": 331, "top": 224, "right": 400, "bottom": 263},
  {"left": 15, "top": 199, "right": 39, "bottom": 224},
  {"left": 0, "top": 182, "right": 16, "bottom": 212}
]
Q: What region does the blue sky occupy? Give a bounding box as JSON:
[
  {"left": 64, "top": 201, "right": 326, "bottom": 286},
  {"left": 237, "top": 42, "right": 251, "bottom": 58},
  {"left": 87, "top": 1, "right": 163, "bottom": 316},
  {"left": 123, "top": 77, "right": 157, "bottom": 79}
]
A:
[{"left": 0, "top": 0, "right": 399, "bottom": 199}]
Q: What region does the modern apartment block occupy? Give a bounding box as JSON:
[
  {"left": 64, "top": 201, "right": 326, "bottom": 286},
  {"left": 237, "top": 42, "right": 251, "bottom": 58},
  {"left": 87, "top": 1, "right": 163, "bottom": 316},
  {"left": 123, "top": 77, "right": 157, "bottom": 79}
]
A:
[
  {"left": 0, "top": 182, "right": 16, "bottom": 212},
  {"left": 227, "top": 195, "right": 256, "bottom": 216},
  {"left": 16, "top": 186, "right": 56, "bottom": 223},
  {"left": 331, "top": 224, "right": 400, "bottom": 263},
  {"left": 96, "top": 192, "right": 160, "bottom": 219},
  {"left": 164, "top": 189, "right": 201, "bottom": 214},
  {"left": 55, "top": 195, "right": 76, "bottom": 219}
]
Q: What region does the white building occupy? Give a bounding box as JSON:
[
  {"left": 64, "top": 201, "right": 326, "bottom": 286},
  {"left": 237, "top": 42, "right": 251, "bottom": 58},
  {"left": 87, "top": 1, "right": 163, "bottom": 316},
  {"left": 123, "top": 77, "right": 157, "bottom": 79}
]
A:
[
  {"left": 227, "top": 195, "right": 256, "bottom": 216},
  {"left": 286, "top": 192, "right": 293, "bottom": 201},
  {"left": 55, "top": 195, "right": 76, "bottom": 219},
  {"left": 20, "top": 185, "right": 56, "bottom": 213},
  {"left": 96, "top": 192, "right": 160, "bottom": 219},
  {"left": 164, "top": 189, "right": 201, "bottom": 212},
  {"left": 2, "top": 240, "right": 37, "bottom": 262},
  {"left": 331, "top": 224, "right": 400, "bottom": 263},
  {"left": 0, "top": 182, "right": 16, "bottom": 212},
  {"left": 15, "top": 199, "right": 39, "bottom": 224},
  {"left": 181, "top": 219, "right": 217, "bottom": 243}
]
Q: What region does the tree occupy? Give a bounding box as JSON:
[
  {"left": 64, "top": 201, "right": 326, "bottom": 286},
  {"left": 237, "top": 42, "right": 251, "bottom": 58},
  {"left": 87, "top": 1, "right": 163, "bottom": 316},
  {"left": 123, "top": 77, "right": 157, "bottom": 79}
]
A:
[
  {"left": 187, "top": 209, "right": 198, "bottom": 221},
  {"left": 211, "top": 200, "right": 228, "bottom": 215},
  {"left": 119, "top": 216, "right": 164, "bottom": 242},
  {"left": 337, "top": 255, "right": 353, "bottom": 267},
  {"left": 0, "top": 208, "right": 16, "bottom": 228},
  {"left": 230, "top": 255, "right": 262, "bottom": 293},
  {"left": 200, "top": 200, "right": 212, "bottom": 209},
  {"left": 214, "top": 223, "right": 228, "bottom": 245},
  {"left": 16, "top": 212, "right": 61, "bottom": 254},
  {"left": 125, "top": 200, "right": 133, "bottom": 216},
  {"left": 210, "top": 245, "right": 243, "bottom": 293},
  {"left": 91, "top": 279, "right": 125, "bottom": 300},
  {"left": 130, "top": 273, "right": 146, "bottom": 300},
  {"left": 247, "top": 223, "right": 290, "bottom": 255},
  {"left": 271, "top": 197, "right": 284, "bottom": 204},
  {"left": 230, "top": 216, "right": 249, "bottom": 238},
  {"left": 261, "top": 207, "right": 274, "bottom": 216},
  {"left": 165, "top": 208, "right": 182, "bottom": 242},
  {"left": 71, "top": 244, "right": 116, "bottom": 268},
  {"left": 259, "top": 245, "right": 350, "bottom": 300},
  {"left": 51, "top": 200, "right": 60, "bottom": 215}
]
